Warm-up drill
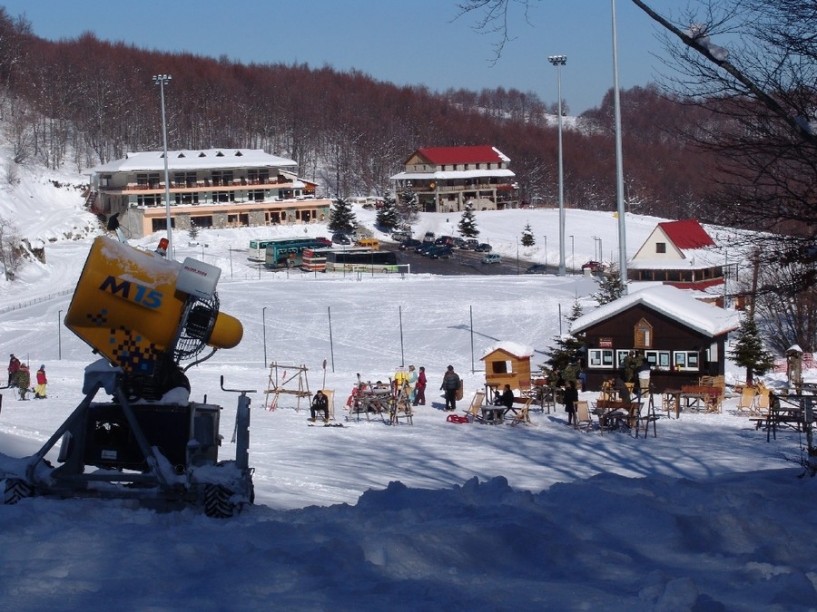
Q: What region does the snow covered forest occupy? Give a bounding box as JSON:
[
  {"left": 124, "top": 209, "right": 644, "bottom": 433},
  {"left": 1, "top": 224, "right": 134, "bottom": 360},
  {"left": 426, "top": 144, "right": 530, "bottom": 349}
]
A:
[{"left": 0, "top": 8, "right": 718, "bottom": 220}]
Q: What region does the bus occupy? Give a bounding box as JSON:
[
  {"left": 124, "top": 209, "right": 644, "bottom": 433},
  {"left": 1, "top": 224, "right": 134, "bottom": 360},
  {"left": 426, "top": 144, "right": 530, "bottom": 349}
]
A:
[
  {"left": 261, "top": 238, "right": 327, "bottom": 269},
  {"left": 325, "top": 250, "right": 399, "bottom": 273},
  {"left": 248, "top": 237, "right": 329, "bottom": 263}
]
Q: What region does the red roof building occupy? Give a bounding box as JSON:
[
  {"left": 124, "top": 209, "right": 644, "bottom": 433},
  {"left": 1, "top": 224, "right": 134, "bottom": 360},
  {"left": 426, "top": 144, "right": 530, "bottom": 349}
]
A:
[
  {"left": 390, "top": 145, "right": 518, "bottom": 213},
  {"left": 628, "top": 219, "right": 725, "bottom": 291}
]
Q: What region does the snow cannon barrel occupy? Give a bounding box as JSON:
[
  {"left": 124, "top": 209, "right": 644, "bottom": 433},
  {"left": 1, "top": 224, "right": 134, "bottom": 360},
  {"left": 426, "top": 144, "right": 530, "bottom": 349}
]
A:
[{"left": 65, "top": 236, "right": 242, "bottom": 375}]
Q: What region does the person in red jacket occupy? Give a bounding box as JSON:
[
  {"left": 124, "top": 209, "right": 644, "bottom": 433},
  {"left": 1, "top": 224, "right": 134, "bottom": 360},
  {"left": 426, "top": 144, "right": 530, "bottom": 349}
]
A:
[
  {"left": 413, "top": 366, "right": 427, "bottom": 406},
  {"left": 7, "top": 354, "right": 20, "bottom": 387},
  {"left": 34, "top": 364, "right": 48, "bottom": 399}
]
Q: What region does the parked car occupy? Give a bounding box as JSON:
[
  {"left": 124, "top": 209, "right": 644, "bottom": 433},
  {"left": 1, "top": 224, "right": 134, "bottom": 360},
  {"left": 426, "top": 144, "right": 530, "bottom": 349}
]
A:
[
  {"left": 481, "top": 253, "right": 502, "bottom": 264},
  {"left": 429, "top": 246, "right": 454, "bottom": 259},
  {"left": 463, "top": 239, "right": 480, "bottom": 250},
  {"left": 399, "top": 238, "right": 422, "bottom": 250},
  {"left": 525, "top": 264, "right": 548, "bottom": 274},
  {"left": 422, "top": 232, "right": 436, "bottom": 243},
  {"left": 474, "top": 243, "right": 492, "bottom": 252},
  {"left": 581, "top": 260, "right": 604, "bottom": 272},
  {"left": 391, "top": 231, "right": 412, "bottom": 242},
  {"left": 434, "top": 235, "right": 455, "bottom": 246},
  {"left": 315, "top": 237, "right": 332, "bottom": 247},
  {"left": 332, "top": 233, "right": 351, "bottom": 245}
]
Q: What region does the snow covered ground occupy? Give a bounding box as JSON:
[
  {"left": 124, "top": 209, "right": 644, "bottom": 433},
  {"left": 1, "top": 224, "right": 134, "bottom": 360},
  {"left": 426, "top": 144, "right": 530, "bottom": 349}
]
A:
[{"left": 2, "top": 179, "right": 817, "bottom": 610}]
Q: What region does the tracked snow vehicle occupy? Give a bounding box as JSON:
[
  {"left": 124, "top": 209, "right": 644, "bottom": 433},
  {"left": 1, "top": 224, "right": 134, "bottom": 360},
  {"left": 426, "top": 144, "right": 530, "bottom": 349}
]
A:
[{"left": 1, "top": 236, "right": 254, "bottom": 517}]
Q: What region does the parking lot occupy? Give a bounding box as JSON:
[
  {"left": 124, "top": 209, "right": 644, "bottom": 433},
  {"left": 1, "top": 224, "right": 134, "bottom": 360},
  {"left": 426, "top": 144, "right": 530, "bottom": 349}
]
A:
[{"left": 382, "top": 242, "right": 554, "bottom": 276}]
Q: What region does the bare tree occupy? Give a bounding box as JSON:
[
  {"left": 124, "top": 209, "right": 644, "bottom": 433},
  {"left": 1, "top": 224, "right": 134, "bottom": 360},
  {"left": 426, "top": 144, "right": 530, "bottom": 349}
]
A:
[{"left": 0, "top": 215, "right": 22, "bottom": 280}]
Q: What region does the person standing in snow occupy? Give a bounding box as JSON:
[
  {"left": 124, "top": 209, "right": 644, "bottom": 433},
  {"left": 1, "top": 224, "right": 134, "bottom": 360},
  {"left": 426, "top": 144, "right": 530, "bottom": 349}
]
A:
[
  {"left": 407, "top": 365, "right": 418, "bottom": 403},
  {"left": 563, "top": 380, "right": 579, "bottom": 425},
  {"left": 440, "top": 365, "right": 460, "bottom": 411},
  {"left": 413, "top": 366, "right": 427, "bottom": 406},
  {"left": 34, "top": 364, "right": 47, "bottom": 399},
  {"left": 7, "top": 353, "right": 20, "bottom": 387},
  {"left": 16, "top": 363, "right": 30, "bottom": 400}
]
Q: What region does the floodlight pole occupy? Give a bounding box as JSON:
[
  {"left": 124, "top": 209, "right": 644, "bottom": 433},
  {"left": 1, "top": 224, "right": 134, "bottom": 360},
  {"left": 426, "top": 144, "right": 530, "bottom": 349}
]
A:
[
  {"left": 262, "top": 306, "right": 268, "bottom": 368},
  {"left": 611, "top": 1, "right": 627, "bottom": 292},
  {"left": 153, "top": 74, "right": 173, "bottom": 259},
  {"left": 548, "top": 54, "right": 567, "bottom": 276}
]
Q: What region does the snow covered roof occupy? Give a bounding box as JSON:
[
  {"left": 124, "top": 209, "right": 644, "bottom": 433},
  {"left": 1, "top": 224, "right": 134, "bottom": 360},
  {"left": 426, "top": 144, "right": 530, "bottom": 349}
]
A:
[
  {"left": 629, "top": 218, "right": 722, "bottom": 270},
  {"left": 406, "top": 145, "right": 510, "bottom": 165},
  {"left": 570, "top": 285, "right": 740, "bottom": 338},
  {"left": 390, "top": 169, "right": 516, "bottom": 181},
  {"left": 481, "top": 341, "right": 534, "bottom": 360},
  {"left": 89, "top": 149, "right": 298, "bottom": 174}
]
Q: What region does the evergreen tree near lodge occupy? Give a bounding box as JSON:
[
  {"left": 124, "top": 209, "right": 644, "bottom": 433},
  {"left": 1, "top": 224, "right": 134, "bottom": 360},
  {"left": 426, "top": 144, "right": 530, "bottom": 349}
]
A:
[
  {"left": 729, "top": 313, "right": 775, "bottom": 386},
  {"left": 328, "top": 198, "right": 357, "bottom": 234},
  {"left": 457, "top": 206, "right": 479, "bottom": 239},
  {"left": 543, "top": 299, "right": 585, "bottom": 378},
  {"left": 593, "top": 265, "right": 627, "bottom": 305},
  {"left": 521, "top": 224, "right": 535, "bottom": 247},
  {"left": 375, "top": 193, "right": 399, "bottom": 231}
]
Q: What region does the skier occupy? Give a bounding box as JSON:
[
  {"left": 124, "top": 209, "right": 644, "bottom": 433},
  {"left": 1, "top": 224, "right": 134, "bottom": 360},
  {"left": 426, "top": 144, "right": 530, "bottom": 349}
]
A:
[{"left": 34, "top": 364, "right": 48, "bottom": 399}]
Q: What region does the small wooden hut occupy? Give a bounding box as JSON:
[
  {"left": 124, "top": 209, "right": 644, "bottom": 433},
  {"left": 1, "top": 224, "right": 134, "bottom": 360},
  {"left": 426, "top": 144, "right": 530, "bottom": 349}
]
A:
[{"left": 481, "top": 341, "right": 534, "bottom": 392}]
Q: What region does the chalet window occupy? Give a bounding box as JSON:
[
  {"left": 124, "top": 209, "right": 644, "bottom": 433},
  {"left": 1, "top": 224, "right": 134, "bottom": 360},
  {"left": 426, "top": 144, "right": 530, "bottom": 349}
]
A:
[
  {"left": 616, "top": 350, "right": 630, "bottom": 369},
  {"left": 633, "top": 318, "right": 653, "bottom": 349},
  {"left": 673, "top": 351, "right": 700, "bottom": 371},
  {"left": 589, "top": 349, "right": 615, "bottom": 368},
  {"left": 491, "top": 360, "right": 511, "bottom": 374},
  {"left": 656, "top": 242, "right": 666, "bottom": 253},
  {"left": 645, "top": 350, "right": 670, "bottom": 370}
]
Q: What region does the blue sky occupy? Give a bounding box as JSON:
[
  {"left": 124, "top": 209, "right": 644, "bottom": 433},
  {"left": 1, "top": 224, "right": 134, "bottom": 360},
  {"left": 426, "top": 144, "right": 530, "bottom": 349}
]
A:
[{"left": 2, "top": 0, "right": 695, "bottom": 114}]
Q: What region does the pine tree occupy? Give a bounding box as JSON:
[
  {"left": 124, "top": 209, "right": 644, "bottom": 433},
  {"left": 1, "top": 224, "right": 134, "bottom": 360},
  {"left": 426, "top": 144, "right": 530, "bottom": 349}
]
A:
[
  {"left": 457, "top": 206, "right": 480, "bottom": 238},
  {"left": 521, "top": 223, "right": 535, "bottom": 247},
  {"left": 541, "top": 299, "right": 585, "bottom": 378},
  {"left": 729, "top": 314, "right": 775, "bottom": 386},
  {"left": 396, "top": 190, "right": 419, "bottom": 227},
  {"left": 375, "top": 193, "right": 399, "bottom": 231},
  {"left": 328, "top": 197, "right": 357, "bottom": 234},
  {"left": 593, "top": 265, "right": 627, "bottom": 305}
]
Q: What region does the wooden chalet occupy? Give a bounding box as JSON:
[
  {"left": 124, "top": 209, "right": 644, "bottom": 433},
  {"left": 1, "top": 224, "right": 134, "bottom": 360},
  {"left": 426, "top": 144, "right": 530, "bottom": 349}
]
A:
[
  {"left": 570, "top": 286, "right": 740, "bottom": 392},
  {"left": 627, "top": 219, "right": 725, "bottom": 290}
]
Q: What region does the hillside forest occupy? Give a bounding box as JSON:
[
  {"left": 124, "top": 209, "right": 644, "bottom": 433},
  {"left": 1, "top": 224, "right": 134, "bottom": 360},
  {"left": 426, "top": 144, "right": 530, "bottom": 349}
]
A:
[{"left": 0, "top": 9, "right": 721, "bottom": 224}]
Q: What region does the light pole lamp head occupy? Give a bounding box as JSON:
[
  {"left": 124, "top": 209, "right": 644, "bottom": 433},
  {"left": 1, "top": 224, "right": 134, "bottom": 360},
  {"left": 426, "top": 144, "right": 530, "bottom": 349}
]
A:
[
  {"left": 153, "top": 74, "right": 172, "bottom": 85},
  {"left": 547, "top": 55, "right": 567, "bottom": 66}
]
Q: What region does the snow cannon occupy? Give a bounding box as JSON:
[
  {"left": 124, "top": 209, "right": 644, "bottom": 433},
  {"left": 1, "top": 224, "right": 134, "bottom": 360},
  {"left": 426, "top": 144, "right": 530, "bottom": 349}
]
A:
[
  {"left": 65, "top": 236, "right": 242, "bottom": 399},
  {"left": 0, "top": 236, "right": 254, "bottom": 518}
]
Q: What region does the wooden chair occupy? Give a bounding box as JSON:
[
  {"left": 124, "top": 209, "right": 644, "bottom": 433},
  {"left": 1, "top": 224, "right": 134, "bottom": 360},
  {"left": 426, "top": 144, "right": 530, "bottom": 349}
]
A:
[
  {"left": 464, "top": 391, "right": 486, "bottom": 423},
  {"left": 735, "top": 386, "right": 757, "bottom": 415},
  {"left": 574, "top": 400, "right": 593, "bottom": 432},
  {"left": 752, "top": 385, "right": 771, "bottom": 417},
  {"left": 509, "top": 396, "right": 533, "bottom": 426},
  {"left": 320, "top": 389, "right": 335, "bottom": 421}
]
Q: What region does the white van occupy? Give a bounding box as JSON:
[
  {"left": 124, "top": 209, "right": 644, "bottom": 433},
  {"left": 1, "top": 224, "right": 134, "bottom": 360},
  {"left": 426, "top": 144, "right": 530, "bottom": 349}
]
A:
[{"left": 481, "top": 253, "right": 501, "bottom": 264}]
